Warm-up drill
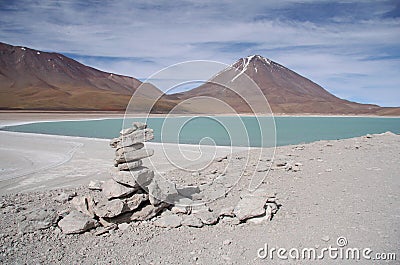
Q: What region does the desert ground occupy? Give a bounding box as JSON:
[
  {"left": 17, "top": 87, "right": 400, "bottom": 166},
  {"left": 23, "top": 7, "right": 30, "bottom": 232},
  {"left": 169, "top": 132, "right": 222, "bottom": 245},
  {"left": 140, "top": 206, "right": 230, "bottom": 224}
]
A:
[{"left": 0, "top": 113, "right": 399, "bottom": 264}]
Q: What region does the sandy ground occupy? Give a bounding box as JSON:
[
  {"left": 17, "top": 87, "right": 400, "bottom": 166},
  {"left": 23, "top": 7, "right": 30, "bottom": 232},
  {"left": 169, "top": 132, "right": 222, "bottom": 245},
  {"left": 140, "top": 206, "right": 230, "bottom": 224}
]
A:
[{"left": 0, "top": 113, "right": 399, "bottom": 264}]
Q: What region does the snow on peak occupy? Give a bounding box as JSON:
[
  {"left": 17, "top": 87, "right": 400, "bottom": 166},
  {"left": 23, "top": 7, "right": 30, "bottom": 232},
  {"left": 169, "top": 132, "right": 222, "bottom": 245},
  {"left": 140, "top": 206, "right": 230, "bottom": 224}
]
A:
[
  {"left": 231, "top": 55, "right": 254, "bottom": 82},
  {"left": 20, "top": 47, "right": 26, "bottom": 51},
  {"left": 36, "top": 51, "right": 40, "bottom": 55}
]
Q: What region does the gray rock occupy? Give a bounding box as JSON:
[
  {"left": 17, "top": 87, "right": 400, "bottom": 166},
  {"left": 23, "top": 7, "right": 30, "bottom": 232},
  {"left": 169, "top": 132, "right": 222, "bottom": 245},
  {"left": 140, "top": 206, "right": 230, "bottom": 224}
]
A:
[
  {"left": 220, "top": 216, "right": 241, "bottom": 225},
  {"left": 110, "top": 137, "right": 120, "bottom": 148},
  {"left": 88, "top": 180, "right": 103, "bottom": 190},
  {"left": 246, "top": 214, "right": 270, "bottom": 225},
  {"left": 130, "top": 203, "right": 168, "bottom": 221},
  {"left": 119, "top": 122, "right": 147, "bottom": 137},
  {"left": 117, "top": 160, "right": 143, "bottom": 171},
  {"left": 148, "top": 176, "right": 180, "bottom": 205},
  {"left": 216, "top": 155, "right": 228, "bottom": 162},
  {"left": 120, "top": 127, "right": 136, "bottom": 136},
  {"left": 234, "top": 190, "right": 269, "bottom": 221},
  {"left": 115, "top": 148, "right": 154, "bottom": 164},
  {"left": 125, "top": 193, "right": 148, "bottom": 211},
  {"left": 223, "top": 239, "right": 232, "bottom": 245},
  {"left": 101, "top": 203, "right": 167, "bottom": 224},
  {"left": 132, "top": 122, "right": 147, "bottom": 131},
  {"left": 102, "top": 179, "right": 135, "bottom": 200},
  {"left": 154, "top": 214, "right": 182, "bottom": 228},
  {"left": 292, "top": 165, "right": 300, "bottom": 172},
  {"left": 71, "top": 196, "right": 95, "bottom": 218},
  {"left": 115, "top": 143, "right": 144, "bottom": 157},
  {"left": 18, "top": 208, "right": 58, "bottom": 233},
  {"left": 58, "top": 211, "right": 96, "bottom": 234},
  {"left": 54, "top": 193, "right": 71, "bottom": 203},
  {"left": 181, "top": 215, "right": 203, "bottom": 228},
  {"left": 118, "top": 223, "right": 130, "bottom": 231},
  {"left": 265, "top": 204, "right": 273, "bottom": 220},
  {"left": 111, "top": 167, "right": 154, "bottom": 188},
  {"left": 201, "top": 182, "right": 227, "bottom": 202},
  {"left": 117, "top": 128, "right": 154, "bottom": 149},
  {"left": 171, "top": 205, "right": 191, "bottom": 214},
  {"left": 95, "top": 224, "right": 117, "bottom": 236},
  {"left": 219, "top": 206, "right": 235, "bottom": 217},
  {"left": 194, "top": 210, "right": 219, "bottom": 225},
  {"left": 94, "top": 199, "right": 126, "bottom": 218}
]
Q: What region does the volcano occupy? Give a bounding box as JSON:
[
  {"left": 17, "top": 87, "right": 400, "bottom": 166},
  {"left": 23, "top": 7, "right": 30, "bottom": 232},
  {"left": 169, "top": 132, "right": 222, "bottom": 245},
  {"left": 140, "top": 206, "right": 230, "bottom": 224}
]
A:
[{"left": 167, "top": 55, "right": 399, "bottom": 115}]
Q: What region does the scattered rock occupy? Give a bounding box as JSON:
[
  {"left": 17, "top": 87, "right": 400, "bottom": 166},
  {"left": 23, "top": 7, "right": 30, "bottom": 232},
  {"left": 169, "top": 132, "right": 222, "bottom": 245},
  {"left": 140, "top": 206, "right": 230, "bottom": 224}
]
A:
[
  {"left": 219, "top": 206, "right": 235, "bottom": 217},
  {"left": 88, "top": 180, "right": 103, "bottom": 190},
  {"left": 154, "top": 214, "right": 182, "bottom": 228},
  {"left": 246, "top": 214, "right": 270, "bottom": 225},
  {"left": 181, "top": 215, "right": 203, "bottom": 228},
  {"left": 94, "top": 224, "right": 117, "bottom": 236},
  {"left": 171, "top": 205, "right": 191, "bottom": 214},
  {"left": 53, "top": 122, "right": 282, "bottom": 236},
  {"left": 54, "top": 192, "right": 71, "bottom": 203},
  {"left": 234, "top": 191, "right": 269, "bottom": 221},
  {"left": 117, "top": 223, "right": 130, "bottom": 231},
  {"left": 58, "top": 211, "right": 97, "bottom": 234},
  {"left": 71, "top": 196, "right": 95, "bottom": 218},
  {"left": 130, "top": 203, "right": 168, "bottom": 221},
  {"left": 148, "top": 176, "right": 179, "bottom": 205},
  {"left": 216, "top": 155, "right": 228, "bottom": 162},
  {"left": 194, "top": 209, "right": 219, "bottom": 225},
  {"left": 18, "top": 208, "right": 58, "bottom": 233},
  {"left": 223, "top": 239, "right": 232, "bottom": 245}
]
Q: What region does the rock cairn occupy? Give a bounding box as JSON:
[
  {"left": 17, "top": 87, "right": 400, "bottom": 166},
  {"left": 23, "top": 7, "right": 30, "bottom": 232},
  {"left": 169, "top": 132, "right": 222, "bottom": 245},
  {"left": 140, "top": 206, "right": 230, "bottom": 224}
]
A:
[
  {"left": 55, "top": 122, "right": 281, "bottom": 234},
  {"left": 58, "top": 122, "right": 172, "bottom": 234}
]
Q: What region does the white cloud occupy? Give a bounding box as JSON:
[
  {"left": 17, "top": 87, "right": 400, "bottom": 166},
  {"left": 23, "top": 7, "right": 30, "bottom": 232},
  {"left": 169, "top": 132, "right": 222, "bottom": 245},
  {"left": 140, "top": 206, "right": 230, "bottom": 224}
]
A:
[{"left": 0, "top": 0, "right": 399, "bottom": 106}]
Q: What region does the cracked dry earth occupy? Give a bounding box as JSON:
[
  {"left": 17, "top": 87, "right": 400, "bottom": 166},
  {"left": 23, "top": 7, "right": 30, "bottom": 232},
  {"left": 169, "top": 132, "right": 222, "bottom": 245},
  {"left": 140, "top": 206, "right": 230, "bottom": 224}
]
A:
[{"left": 0, "top": 132, "right": 399, "bottom": 264}]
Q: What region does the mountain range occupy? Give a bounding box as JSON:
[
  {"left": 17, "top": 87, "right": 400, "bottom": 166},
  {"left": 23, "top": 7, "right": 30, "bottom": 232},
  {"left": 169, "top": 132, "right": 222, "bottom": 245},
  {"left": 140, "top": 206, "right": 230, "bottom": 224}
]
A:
[{"left": 0, "top": 42, "right": 399, "bottom": 115}]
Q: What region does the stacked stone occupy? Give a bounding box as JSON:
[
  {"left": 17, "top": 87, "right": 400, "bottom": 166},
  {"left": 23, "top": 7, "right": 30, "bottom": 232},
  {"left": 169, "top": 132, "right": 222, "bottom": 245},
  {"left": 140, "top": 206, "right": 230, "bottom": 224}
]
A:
[
  {"left": 58, "top": 123, "right": 170, "bottom": 234},
  {"left": 94, "top": 122, "right": 169, "bottom": 226},
  {"left": 110, "top": 122, "right": 154, "bottom": 170}
]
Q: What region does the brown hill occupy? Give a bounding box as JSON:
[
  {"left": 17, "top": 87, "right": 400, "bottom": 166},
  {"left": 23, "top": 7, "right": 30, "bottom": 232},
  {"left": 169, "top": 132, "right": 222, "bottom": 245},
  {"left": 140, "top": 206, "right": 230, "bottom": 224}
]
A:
[
  {"left": 0, "top": 42, "right": 162, "bottom": 110},
  {"left": 164, "top": 55, "right": 399, "bottom": 115}
]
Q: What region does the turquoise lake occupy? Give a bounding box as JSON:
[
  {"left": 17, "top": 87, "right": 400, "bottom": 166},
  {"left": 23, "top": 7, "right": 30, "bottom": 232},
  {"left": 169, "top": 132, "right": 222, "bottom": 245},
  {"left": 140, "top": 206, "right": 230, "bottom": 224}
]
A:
[{"left": 1, "top": 117, "right": 399, "bottom": 147}]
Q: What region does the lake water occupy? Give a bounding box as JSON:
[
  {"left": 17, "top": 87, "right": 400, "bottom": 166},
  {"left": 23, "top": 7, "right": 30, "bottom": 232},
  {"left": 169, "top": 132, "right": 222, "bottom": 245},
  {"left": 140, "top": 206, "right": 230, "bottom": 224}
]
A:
[{"left": 1, "top": 116, "right": 399, "bottom": 147}]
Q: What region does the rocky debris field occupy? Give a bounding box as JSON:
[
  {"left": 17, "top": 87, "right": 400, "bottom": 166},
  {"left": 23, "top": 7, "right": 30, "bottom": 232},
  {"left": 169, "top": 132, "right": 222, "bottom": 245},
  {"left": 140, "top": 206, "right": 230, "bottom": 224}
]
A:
[
  {"left": 53, "top": 123, "right": 281, "bottom": 236},
  {"left": 0, "top": 131, "right": 399, "bottom": 264}
]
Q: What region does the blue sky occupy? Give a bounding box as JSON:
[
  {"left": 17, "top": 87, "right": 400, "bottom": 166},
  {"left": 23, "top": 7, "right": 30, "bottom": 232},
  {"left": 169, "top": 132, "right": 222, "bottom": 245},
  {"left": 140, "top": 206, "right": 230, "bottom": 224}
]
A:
[{"left": 0, "top": 0, "right": 399, "bottom": 106}]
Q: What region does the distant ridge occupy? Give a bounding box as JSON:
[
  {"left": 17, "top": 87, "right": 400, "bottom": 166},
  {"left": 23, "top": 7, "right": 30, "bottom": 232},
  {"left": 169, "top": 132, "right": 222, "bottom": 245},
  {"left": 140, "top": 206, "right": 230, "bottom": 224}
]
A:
[{"left": 0, "top": 42, "right": 162, "bottom": 110}]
